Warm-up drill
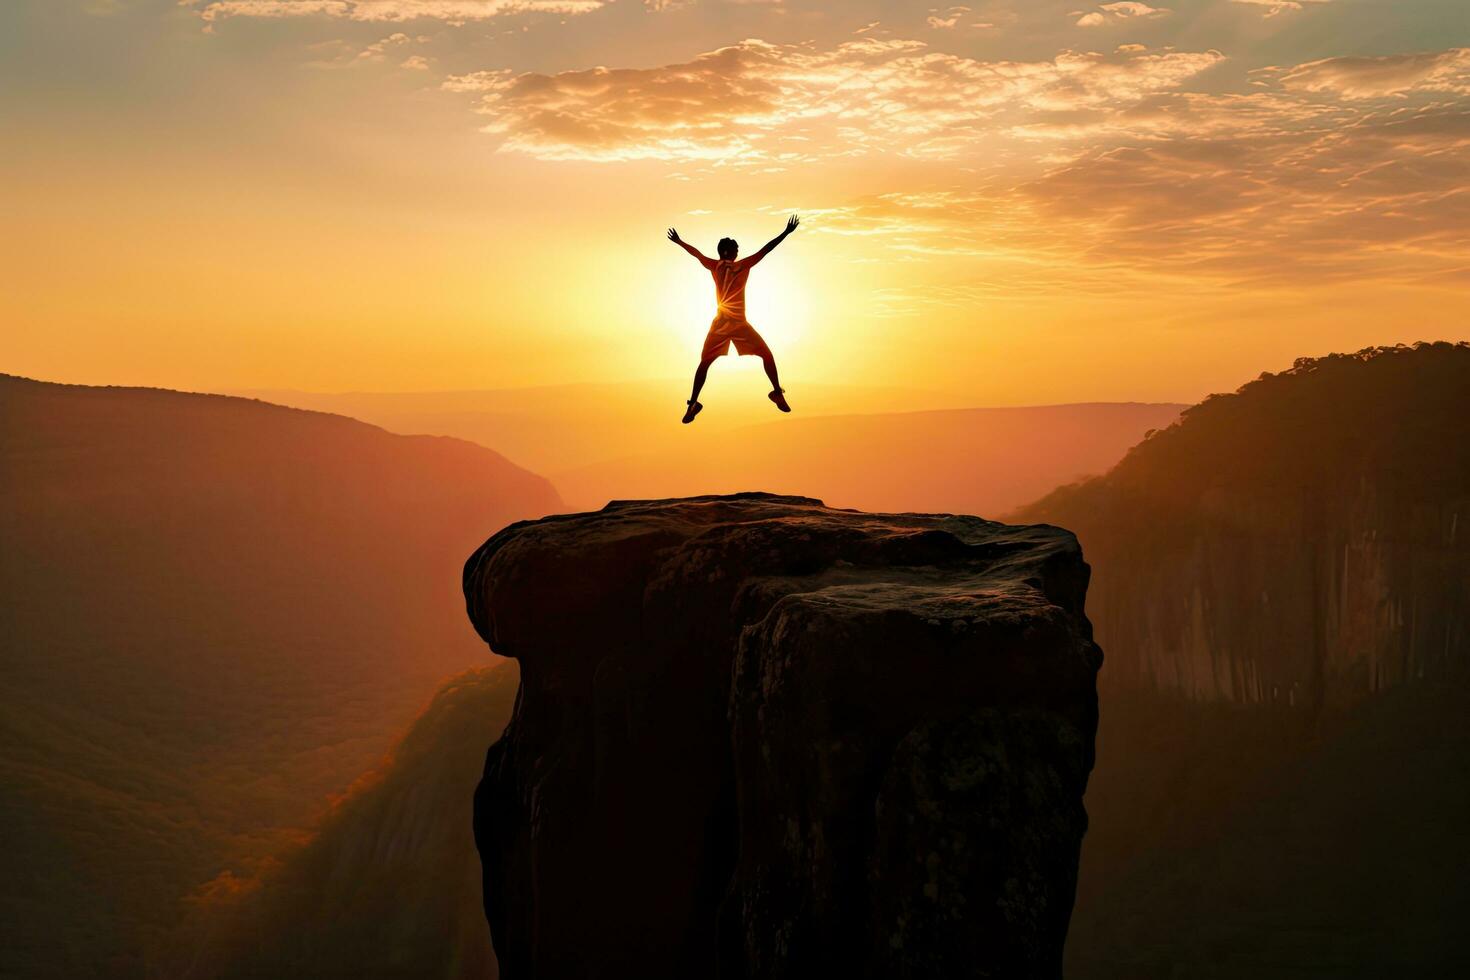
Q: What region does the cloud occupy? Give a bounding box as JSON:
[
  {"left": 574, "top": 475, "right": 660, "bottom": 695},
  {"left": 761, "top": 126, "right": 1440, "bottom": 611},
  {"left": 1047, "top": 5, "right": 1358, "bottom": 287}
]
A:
[
  {"left": 1276, "top": 48, "right": 1470, "bottom": 99},
  {"left": 1231, "top": 0, "right": 1331, "bottom": 17},
  {"left": 926, "top": 6, "right": 970, "bottom": 29},
  {"left": 1006, "top": 87, "right": 1351, "bottom": 144},
  {"left": 191, "top": 0, "right": 607, "bottom": 23},
  {"left": 1020, "top": 103, "right": 1470, "bottom": 283},
  {"left": 443, "top": 38, "right": 1225, "bottom": 162},
  {"left": 1077, "top": 2, "right": 1171, "bottom": 28},
  {"left": 357, "top": 31, "right": 410, "bottom": 59},
  {"left": 644, "top": 0, "right": 784, "bottom": 8},
  {"left": 784, "top": 35, "right": 1470, "bottom": 292},
  {"left": 809, "top": 99, "right": 1470, "bottom": 291},
  {"left": 195, "top": 0, "right": 350, "bottom": 20}
]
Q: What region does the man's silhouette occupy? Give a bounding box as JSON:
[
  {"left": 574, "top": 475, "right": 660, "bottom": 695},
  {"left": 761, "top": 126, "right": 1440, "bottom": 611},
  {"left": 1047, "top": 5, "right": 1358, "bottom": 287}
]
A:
[{"left": 667, "top": 215, "right": 799, "bottom": 424}]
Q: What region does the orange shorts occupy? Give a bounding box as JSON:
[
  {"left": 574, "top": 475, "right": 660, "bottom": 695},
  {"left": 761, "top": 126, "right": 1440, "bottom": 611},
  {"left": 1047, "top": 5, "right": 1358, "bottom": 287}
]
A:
[{"left": 702, "top": 316, "right": 771, "bottom": 361}]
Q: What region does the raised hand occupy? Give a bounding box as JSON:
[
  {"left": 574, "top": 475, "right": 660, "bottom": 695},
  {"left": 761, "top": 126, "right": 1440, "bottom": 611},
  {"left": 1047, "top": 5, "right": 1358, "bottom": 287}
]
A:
[
  {"left": 667, "top": 228, "right": 681, "bottom": 244},
  {"left": 784, "top": 214, "right": 800, "bottom": 235}
]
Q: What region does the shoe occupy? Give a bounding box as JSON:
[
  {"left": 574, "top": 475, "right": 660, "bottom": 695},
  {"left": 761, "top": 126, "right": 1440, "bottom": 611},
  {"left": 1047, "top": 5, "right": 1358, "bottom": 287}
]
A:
[
  {"left": 682, "top": 400, "right": 703, "bottom": 424},
  {"left": 768, "top": 388, "right": 791, "bottom": 413}
]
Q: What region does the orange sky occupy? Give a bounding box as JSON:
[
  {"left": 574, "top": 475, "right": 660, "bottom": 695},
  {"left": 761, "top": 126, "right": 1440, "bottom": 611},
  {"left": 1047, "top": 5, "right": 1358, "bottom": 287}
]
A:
[{"left": 3, "top": 1, "right": 1468, "bottom": 407}]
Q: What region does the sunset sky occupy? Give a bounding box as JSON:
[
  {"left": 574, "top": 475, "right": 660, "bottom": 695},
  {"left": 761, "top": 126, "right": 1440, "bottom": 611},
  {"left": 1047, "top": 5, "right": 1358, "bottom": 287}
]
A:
[{"left": 4, "top": 0, "right": 1468, "bottom": 405}]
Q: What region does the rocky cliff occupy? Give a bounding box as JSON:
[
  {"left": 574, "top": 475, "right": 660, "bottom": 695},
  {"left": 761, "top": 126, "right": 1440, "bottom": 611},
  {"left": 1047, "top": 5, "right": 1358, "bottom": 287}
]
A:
[
  {"left": 463, "top": 493, "right": 1101, "bottom": 979},
  {"left": 1019, "top": 343, "right": 1470, "bottom": 708}
]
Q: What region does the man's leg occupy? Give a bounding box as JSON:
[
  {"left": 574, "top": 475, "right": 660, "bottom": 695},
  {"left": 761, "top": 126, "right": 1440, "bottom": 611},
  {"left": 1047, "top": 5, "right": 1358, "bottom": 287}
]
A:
[
  {"left": 761, "top": 352, "right": 791, "bottom": 412},
  {"left": 684, "top": 356, "right": 716, "bottom": 423},
  {"left": 759, "top": 352, "right": 781, "bottom": 392},
  {"left": 689, "top": 356, "right": 716, "bottom": 403}
]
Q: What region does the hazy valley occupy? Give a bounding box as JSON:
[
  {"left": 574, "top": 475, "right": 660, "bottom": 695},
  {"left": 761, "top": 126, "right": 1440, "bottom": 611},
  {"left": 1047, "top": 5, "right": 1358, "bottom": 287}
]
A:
[
  {"left": 245, "top": 380, "right": 1183, "bottom": 515},
  {"left": 4, "top": 344, "right": 1467, "bottom": 978},
  {"left": 0, "top": 376, "right": 556, "bottom": 978}
]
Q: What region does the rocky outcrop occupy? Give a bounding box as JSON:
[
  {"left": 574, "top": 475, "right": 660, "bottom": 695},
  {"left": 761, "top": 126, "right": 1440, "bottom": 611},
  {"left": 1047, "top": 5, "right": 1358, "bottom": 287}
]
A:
[{"left": 464, "top": 493, "right": 1101, "bottom": 979}]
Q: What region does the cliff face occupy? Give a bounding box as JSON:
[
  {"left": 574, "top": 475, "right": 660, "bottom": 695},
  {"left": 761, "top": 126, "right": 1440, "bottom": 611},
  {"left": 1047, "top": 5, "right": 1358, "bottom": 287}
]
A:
[
  {"left": 1059, "top": 485, "right": 1465, "bottom": 707},
  {"left": 1019, "top": 343, "right": 1470, "bottom": 708},
  {"left": 464, "top": 493, "right": 1101, "bottom": 979}
]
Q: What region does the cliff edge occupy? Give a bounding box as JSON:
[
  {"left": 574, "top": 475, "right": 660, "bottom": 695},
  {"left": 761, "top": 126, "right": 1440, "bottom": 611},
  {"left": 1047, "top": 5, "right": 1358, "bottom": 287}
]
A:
[{"left": 464, "top": 493, "right": 1101, "bottom": 979}]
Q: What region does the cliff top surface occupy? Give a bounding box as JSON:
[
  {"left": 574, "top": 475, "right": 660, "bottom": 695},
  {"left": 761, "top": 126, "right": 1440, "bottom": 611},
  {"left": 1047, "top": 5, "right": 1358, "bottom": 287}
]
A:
[{"left": 465, "top": 492, "right": 1091, "bottom": 660}]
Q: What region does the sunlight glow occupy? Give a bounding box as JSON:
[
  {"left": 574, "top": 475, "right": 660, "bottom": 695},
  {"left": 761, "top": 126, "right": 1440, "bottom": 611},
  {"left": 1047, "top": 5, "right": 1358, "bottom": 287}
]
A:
[{"left": 655, "top": 250, "right": 811, "bottom": 360}]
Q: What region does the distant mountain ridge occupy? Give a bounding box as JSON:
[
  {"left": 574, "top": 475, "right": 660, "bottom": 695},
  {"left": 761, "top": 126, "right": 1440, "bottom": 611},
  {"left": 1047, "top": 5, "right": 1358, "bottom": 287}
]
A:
[
  {"left": 0, "top": 374, "right": 560, "bottom": 978},
  {"left": 238, "top": 378, "right": 973, "bottom": 476},
  {"left": 555, "top": 401, "right": 1185, "bottom": 515},
  {"left": 246, "top": 382, "right": 1183, "bottom": 517}
]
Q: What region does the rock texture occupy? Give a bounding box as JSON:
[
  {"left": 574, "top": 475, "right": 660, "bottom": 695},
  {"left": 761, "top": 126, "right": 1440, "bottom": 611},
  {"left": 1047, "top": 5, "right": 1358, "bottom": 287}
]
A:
[{"left": 464, "top": 493, "right": 1101, "bottom": 979}]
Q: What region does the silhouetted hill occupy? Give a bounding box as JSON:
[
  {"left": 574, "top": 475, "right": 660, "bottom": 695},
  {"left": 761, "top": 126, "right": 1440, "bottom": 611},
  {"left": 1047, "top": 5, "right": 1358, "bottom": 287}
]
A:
[
  {"left": 187, "top": 664, "right": 520, "bottom": 980},
  {"left": 1014, "top": 343, "right": 1470, "bottom": 978},
  {"left": 0, "top": 375, "right": 560, "bottom": 979}
]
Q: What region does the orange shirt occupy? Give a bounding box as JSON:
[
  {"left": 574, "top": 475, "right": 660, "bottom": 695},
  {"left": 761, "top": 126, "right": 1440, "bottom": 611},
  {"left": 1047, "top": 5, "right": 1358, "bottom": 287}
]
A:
[{"left": 710, "top": 259, "right": 752, "bottom": 321}]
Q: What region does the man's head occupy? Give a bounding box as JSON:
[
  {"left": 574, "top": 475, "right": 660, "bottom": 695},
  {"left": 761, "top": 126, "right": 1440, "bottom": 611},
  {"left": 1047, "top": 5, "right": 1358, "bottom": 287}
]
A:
[{"left": 717, "top": 237, "right": 739, "bottom": 260}]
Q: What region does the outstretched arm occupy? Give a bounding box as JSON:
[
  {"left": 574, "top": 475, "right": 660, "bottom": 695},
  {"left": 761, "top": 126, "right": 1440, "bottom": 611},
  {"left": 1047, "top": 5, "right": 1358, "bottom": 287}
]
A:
[
  {"left": 743, "top": 214, "right": 799, "bottom": 268},
  {"left": 668, "top": 228, "right": 717, "bottom": 270}
]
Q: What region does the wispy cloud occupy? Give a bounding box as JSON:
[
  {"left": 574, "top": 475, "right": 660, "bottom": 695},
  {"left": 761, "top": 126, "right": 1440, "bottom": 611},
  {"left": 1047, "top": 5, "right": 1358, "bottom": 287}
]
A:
[
  {"left": 190, "top": 0, "right": 607, "bottom": 24},
  {"left": 443, "top": 38, "right": 1224, "bottom": 162},
  {"left": 357, "top": 31, "right": 412, "bottom": 59},
  {"left": 758, "top": 37, "right": 1470, "bottom": 294},
  {"left": 1023, "top": 103, "right": 1470, "bottom": 281},
  {"left": 1274, "top": 48, "right": 1470, "bottom": 99},
  {"left": 1230, "top": 0, "right": 1331, "bottom": 18},
  {"left": 1076, "top": 3, "right": 1171, "bottom": 28},
  {"left": 809, "top": 98, "right": 1470, "bottom": 290},
  {"left": 926, "top": 6, "right": 970, "bottom": 30}
]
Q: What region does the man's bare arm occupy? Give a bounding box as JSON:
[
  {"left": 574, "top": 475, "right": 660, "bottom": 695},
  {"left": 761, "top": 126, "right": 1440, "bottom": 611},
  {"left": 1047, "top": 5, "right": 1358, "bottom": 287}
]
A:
[
  {"left": 743, "top": 214, "right": 800, "bottom": 268},
  {"left": 668, "top": 228, "right": 717, "bottom": 269}
]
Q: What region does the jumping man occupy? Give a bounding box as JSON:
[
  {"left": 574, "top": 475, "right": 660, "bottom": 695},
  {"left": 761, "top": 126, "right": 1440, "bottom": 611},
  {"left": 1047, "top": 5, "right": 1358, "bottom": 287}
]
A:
[{"left": 667, "top": 215, "right": 799, "bottom": 424}]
